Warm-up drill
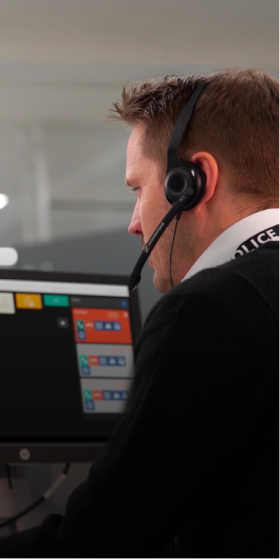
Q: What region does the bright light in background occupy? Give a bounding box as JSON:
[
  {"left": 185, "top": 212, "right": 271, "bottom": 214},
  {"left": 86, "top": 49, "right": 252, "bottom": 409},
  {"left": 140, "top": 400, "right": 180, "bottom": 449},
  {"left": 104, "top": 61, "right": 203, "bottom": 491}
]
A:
[
  {"left": 0, "top": 194, "right": 17, "bottom": 265},
  {"left": 0, "top": 194, "right": 9, "bottom": 210},
  {"left": 0, "top": 248, "right": 18, "bottom": 266}
]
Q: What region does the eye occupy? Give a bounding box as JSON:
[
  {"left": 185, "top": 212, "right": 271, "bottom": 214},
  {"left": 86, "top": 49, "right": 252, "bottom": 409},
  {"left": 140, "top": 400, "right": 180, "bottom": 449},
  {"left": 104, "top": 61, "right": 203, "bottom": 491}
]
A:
[{"left": 129, "top": 186, "right": 140, "bottom": 196}]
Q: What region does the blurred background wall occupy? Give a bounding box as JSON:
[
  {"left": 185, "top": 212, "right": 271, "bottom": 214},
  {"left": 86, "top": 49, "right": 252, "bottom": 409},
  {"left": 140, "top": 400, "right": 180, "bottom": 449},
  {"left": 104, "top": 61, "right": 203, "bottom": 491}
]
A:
[{"left": 0, "top": 0, "right": 278, "bottom": 533}]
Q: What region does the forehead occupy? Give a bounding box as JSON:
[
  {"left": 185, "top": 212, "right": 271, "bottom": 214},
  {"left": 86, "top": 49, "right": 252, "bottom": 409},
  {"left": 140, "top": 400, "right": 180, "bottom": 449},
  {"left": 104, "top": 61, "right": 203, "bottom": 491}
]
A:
[
  {"left": 126, "top": 124, "right": 162, "bottom": 184},
  {"left": 126, "top": 124, "right": 145, "bottom": 166}
]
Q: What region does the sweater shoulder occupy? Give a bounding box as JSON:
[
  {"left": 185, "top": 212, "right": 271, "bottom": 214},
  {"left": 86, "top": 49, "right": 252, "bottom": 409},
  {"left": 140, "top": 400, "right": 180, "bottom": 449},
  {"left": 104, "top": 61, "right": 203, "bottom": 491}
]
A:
[{"left": 145, "top": 242, "right": 279, "bottom": 325}]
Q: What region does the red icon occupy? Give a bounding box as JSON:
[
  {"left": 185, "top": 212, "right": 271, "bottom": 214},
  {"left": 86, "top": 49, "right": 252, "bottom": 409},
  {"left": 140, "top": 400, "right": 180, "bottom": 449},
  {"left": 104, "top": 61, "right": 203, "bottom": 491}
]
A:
[
  {"left": 89, "top": 355, "right": 99, "bottom": 366},
  {"left": 92, "top": 390, "right": 103, "bottom": 400}
]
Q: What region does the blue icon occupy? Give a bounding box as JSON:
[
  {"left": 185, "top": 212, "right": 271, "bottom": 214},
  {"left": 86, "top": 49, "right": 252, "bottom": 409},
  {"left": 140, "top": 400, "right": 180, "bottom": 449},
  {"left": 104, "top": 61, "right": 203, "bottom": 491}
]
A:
[
  {"left": 78, "top": 331, "right": 86, "bottom": 340},
  {"left": 102, "top": 390, "right": 127, "bottom": 401},
  {"left": 85, "top": 400, "right": 94, "bottom": 411},
  {"left": 117, "top": 357, "right": 126, "bottom": 366},
  {"left": 94, "top": 321, "right": 122, "bottom": 332},
  {"left": 120, "top": 300, "right": 128, "bottom": 308},
  {"left": 98, "top": 355, "right": 126, "bottom": 366},
  {"left": 81, "top": 365, "right": 90, "bottom": 375},
  {"left": 99, "top": 356, "right": 108, "bottom": 366},
  {"left": 109, "top": 357, "right": 117, "bottom": 365}
]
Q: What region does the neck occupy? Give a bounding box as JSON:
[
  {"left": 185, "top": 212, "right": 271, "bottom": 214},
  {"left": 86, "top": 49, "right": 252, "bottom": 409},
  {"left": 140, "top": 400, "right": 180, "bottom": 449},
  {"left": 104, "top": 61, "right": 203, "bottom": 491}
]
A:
[{"left": 177, "top": 199, "right": 259, "bottom": 283}]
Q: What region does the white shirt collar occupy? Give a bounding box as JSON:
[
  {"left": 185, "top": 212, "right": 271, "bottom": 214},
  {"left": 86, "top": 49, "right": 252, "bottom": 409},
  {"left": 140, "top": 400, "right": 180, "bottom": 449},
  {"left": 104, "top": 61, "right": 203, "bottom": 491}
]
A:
[{"left": 183, "top": 208, "right": 279, "bottom": 281}]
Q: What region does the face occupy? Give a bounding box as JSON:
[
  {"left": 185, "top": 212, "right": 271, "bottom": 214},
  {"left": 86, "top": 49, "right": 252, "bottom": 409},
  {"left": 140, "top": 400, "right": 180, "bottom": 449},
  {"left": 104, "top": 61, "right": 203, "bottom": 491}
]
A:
[{"left": 126, "top": 125, "right": 194, "bottom": 293}]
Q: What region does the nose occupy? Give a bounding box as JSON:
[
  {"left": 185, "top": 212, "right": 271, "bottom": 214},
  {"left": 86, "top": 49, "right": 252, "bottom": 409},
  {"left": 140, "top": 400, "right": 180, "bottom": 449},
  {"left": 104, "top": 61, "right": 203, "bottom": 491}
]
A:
[{"left": 128, "top": 200, "right": 142, "bottom": 237}]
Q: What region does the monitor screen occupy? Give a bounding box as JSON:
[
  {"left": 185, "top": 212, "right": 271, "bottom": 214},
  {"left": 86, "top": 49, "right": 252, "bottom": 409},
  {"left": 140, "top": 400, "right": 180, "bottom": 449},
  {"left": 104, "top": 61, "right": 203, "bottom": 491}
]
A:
[{"left": 0, "top": 270, "right": 141, "bottom": 462}]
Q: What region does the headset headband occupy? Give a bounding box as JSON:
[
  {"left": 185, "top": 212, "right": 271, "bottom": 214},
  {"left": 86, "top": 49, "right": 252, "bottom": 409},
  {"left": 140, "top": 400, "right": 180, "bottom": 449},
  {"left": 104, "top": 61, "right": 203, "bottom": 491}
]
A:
[{"left": 166, "top": 81, "right": 207, "bottom": 174}]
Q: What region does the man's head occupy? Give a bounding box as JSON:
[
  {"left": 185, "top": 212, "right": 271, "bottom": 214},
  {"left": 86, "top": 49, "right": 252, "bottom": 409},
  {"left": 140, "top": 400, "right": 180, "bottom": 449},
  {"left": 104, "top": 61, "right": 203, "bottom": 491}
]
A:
[{"left": 110, "top": 68, "right": 279, "bottom": 292}]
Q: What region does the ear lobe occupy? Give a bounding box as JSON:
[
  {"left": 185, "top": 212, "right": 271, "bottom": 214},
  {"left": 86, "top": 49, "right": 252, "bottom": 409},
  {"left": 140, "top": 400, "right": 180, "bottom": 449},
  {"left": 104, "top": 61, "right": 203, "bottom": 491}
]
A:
[{"left": 190, "top": 152, "right": 219, "bottom": 206}]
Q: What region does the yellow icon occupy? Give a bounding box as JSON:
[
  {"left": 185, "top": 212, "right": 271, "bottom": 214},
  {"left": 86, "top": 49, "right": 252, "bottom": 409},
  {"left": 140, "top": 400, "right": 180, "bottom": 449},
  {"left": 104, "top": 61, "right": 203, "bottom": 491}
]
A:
[{"left": 15, "top": 293, "right": 43, "bottom": 310}]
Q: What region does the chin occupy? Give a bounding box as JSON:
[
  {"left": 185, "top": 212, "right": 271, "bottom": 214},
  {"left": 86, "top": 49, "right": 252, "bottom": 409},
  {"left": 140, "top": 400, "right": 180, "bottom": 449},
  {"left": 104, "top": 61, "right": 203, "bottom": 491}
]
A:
[{"left": 153, "top": 273, "right": 171, "bottom": 294}]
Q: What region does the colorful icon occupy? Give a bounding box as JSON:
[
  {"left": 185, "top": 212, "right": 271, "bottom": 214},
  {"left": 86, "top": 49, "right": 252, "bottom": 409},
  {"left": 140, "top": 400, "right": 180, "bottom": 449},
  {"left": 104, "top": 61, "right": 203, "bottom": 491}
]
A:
[
  {"left": 77, "top": 320, "right": 86, "bottom": 340},
  {"left": 92, "top": 390, "right": 103, "bottom": 400},
  {"left": 80, "top": 355, "right": 89, "bottom": 366},
  {"left": 89, "top": 355, "right": 99, "bottom": 366},
  {"left": 78, "top": 331, "right": 86, "bottom": 340},
  {"left": 99, "top": 356, "right": 108, "bottom": 365},
  {"left": 81, "top": 366, "right": 90, "bottom": 375},
  {"left": 85, "top": 400, "right": 94, "bottom": 411},
  {"left": 101, "top": 390, "right": 128, "bottom": 401},
  {"left": 109, "top": 358, "right": 117, "bottom": 365},
  {"left": 97, "top": 355, "right": 126, "bottom": 367},
  {"left": 43, "top": 294, "right": 69, "bottom": 307},
  {"left": 117, "top": 357, "right": 126, "bottom": 366},
  {"left": 15, "top": 293, "right": 42, "bottom": 310},
  {"left": 93, "top": 321, "right": 122, "bottom": 332}
]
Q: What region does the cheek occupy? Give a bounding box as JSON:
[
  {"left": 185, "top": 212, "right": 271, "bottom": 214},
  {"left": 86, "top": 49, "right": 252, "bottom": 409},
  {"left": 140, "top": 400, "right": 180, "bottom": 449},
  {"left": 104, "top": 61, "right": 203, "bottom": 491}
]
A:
[
  {"left": 139, "top": 199, "right": 155, "bottom": 230},
  {"left": 140, "top": 190, "right": 170, "bottom": 238}
]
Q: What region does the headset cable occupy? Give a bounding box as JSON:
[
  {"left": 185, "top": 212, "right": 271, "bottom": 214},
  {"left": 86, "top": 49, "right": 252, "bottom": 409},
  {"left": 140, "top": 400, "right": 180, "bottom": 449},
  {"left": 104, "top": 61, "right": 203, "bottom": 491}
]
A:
[
  {"left": 0, "top": 462, "right": 71, "bottom": 530},
  {"left": 169, "top": 211, "right": 182, "bottom": 288}
]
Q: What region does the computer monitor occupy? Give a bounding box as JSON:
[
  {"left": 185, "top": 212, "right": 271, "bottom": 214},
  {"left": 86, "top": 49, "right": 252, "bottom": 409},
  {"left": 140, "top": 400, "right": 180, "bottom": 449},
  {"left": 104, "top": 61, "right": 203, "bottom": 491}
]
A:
[{"left": 0, "top": 270, "right": 141, "bottom": 462}]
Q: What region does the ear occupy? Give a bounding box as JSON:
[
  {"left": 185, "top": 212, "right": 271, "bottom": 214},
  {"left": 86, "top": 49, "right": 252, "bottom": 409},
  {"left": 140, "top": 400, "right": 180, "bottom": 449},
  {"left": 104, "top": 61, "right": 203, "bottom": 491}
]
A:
[{"left": 191, "top": 151, "right": 219, "bottom": 209}]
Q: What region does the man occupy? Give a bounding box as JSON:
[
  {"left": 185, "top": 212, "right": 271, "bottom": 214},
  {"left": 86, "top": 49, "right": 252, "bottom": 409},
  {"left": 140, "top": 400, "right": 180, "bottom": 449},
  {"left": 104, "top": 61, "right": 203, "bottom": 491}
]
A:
[{"left": 0, "top": 69, "right": 278, "bottom": 558}]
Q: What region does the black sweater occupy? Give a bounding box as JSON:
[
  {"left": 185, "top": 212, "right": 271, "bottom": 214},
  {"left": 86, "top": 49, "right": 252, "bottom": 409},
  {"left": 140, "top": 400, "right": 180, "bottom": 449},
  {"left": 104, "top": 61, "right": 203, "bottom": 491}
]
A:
[{"left": 0, "top": 242, "right": 278, "bottom": 558}]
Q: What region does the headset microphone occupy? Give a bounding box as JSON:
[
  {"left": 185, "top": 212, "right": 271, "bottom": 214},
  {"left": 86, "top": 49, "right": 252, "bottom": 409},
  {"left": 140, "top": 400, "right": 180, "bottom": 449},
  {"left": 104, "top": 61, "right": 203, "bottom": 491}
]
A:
[{"left": 128, "top": 81, "right": 207, "bottom": 292}]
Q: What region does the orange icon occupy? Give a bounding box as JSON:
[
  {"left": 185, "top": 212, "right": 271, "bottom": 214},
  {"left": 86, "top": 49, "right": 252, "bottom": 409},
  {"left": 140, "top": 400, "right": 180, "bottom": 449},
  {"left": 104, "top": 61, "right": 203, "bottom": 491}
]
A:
[
  {"left": 89, "top": 355, "right": 99, "bottom": 366},
  {"left": 15, "top": 293, "right": 43, "bottom": 310},
  {"left": 92, "top": 390, "right": 103, "bottom": 400}
]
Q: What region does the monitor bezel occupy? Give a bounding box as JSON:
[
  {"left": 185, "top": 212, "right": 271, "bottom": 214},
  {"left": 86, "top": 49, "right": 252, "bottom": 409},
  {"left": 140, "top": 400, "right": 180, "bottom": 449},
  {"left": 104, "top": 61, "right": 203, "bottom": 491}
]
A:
[{"left": 0, "top": 269, "right": 142, "bottom": 462}]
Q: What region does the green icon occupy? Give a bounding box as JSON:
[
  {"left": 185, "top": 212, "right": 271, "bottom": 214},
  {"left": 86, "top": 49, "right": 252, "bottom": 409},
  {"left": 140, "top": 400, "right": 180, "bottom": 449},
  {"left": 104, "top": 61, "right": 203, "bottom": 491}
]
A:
[
  {"left": 43, "top": 294, "right": 69, "bottom": 307},
  {"left": 80, "top": 355, "right": 89, "bottom": 366},
  {"left": 76, "top": 320, "right": 85, "bottom": 331},
  {"left": 83, "top": 390, "right": 92, "bottom": 401}
]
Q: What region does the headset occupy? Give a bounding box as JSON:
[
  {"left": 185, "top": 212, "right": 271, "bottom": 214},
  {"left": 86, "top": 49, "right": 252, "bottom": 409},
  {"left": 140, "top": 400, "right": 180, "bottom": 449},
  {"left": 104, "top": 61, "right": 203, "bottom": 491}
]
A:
[{"left": 128, "top": 81, "right": 207, "bottom": 292}]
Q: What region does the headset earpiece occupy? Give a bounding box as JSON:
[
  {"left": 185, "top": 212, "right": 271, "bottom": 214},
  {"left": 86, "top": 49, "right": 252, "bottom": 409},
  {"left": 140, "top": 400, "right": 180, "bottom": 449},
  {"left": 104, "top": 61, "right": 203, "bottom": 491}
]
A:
[{"left": 164, "top": 162, "right": 206, "bottom": 210}]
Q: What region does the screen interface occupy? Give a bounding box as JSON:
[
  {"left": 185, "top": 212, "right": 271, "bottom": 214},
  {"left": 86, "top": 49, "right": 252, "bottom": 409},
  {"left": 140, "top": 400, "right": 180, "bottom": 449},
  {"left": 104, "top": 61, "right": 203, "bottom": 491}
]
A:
[{"left": 0, "top": 273, "right": 140, "bottom": 442}]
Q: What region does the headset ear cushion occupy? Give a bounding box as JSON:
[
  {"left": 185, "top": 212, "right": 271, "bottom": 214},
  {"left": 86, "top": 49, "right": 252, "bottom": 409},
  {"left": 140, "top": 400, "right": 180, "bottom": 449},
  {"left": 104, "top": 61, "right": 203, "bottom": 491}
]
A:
[
  {"left": 164, "top": 163, "right": 206, "bottom": 210},
  {"left": 165, "top": 166, "right": 194, "bottom": 205}
]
